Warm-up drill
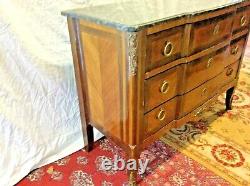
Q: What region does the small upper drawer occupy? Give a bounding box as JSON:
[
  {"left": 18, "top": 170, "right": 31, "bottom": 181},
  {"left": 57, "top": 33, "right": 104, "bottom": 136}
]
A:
[
  {"left": 189, "top": 14, "right": 233, "bottom": 54},
  {"left": 184, "top": 47, "right": 227, "bottom": 93},
  {"left": 233, "top": 7, "right": 250, "bottom": 33},
  {"left": 146, "top": 26, "right": 184, "bottom": 71},
  {"left": 144, "top": 65, "right": 181, "bottom": 112},
  {"left": 179, "top": 73, "right": 222, "bottom": 117},
  {"left": 226, "top": 37, "right": 246, "bottom": 66}
]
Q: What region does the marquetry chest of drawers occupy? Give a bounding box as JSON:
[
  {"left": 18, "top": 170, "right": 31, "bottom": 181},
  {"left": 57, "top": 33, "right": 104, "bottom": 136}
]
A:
[{"left": 63, "top": 0, "right": 250, "bottom": 184}]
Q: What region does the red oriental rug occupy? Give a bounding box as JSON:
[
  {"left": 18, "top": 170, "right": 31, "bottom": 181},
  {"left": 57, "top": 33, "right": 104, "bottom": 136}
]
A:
[{"left": 17, "top": 139, "right": 229, "bottom": 186}]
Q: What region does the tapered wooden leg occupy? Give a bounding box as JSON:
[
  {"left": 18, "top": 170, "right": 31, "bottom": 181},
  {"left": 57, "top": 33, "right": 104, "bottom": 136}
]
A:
[
  {"left": 83, "top": 124, "right": 94, "bottom": 152},
  {"left": 128, "top": 170, "right": 137, "bottom": 186},
  {"left": 226, "top": 87, "right": 235, "bottom": 110},
  {"left": 127, "top": 145, "right": 140, "bottom": 186}
]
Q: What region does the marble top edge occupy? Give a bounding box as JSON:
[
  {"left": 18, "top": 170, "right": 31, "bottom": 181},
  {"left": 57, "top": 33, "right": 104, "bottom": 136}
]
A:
[
  {"left": 61, "top": 10, "right": 139, "bottom": 31},
  {"left": 62, "top": 0, "right": 247, "bottom": 32}
]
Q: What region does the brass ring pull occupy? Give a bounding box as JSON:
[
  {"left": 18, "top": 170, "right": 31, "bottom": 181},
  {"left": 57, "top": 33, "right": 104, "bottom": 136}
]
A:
[
  {"left": 202, "top": 88, "right": 207, "bottom": 96},
  {"left": 163, "top": 41, "right": 173, "bottom": 56},
  {"left": 207, "top": 57, "right": 213, "bottom": 68},
  {"left": 231, "top": 45, "right": 239, "bottom": 55},
  {"left": 213, "top": 24, "right": 220, "bottom": 35},
  {"left": 226, "top": 68, "right": 233, "bottom": 76},
  {"left": 241, "top": 15, "right": 247, "bottom": 27},
  {"left": 157, "top": 109, "right": 166, "bottom": 121},
  {"left": 160, "top": 80, "right": 169, "bottom": 94},
  {"left": 195, "top": 108, "right": 203, "bottom": 117}
]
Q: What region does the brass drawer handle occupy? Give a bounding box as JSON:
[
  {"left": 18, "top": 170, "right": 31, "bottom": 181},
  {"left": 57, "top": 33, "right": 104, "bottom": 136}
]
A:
[
  {"left": 231, "top": 45, "right": 239, "bottom": 55},
  {"left": 207, "top": 57, "right": 213, "bottom": 68},
  {"left": 241, "top": 15, "right": 247, "bottom": 27},
  {"left": 160, "top": 80, "right": 169, "bottom": 94},
  {"left": 163, "top": 41, "right": 173, "bottom": 56},
  {"left": 213, "top": 24, "right": 220, "bottom": 35},
  {"left": 226, "top": 67, "right": 234, "bottom": 76},
  {"left": 157, "top": 109, "right": 166, "bottom": 121}
]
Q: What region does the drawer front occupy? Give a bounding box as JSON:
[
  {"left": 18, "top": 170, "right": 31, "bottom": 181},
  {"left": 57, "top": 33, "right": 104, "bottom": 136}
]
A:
[
  {"left": 145, "top": 97, "right": 177, "bottom": 135},
  {"left": 233, "top": 7, "right": 250, "bottom": 32},
  {"left": 180, "top": 74, "right": 222, "bottom": 117},
  {"left": 227, "top": 38, "right": 246, "bottom": 66},
  {"left": 145, "top": 66, "right": 181, "bottom": 112},
  {"left": 222, "top": 61, "right": 239, "bottom": 84},
  {"left": 146, "top": 26, "right": 184, "bottom": 71},
  {"left": 184, "top": 47, "right": 227, "bottom": 93},
  {"left": 190, "top": 14, "right": 233, "bottom": 54}
]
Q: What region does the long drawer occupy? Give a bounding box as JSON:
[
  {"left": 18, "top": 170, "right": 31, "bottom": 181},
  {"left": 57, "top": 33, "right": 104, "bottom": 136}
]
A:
[
  {"left": 184, "top": 47, "right": 227, "bottom": 93},
  {"left": 144, "top": 62, "right": 239, "bottom": 136},
  {"left": 179, "top": 62, "right": 239, "bottom": 117},
  {"left": 180, "top": 73, "right": 223, "bottom": 117}
]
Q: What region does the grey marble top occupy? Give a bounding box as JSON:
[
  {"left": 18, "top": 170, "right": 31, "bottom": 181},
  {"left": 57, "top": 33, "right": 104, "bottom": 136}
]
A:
[{"left": 62, "top": 0, "right": 246, "bottom": 31}]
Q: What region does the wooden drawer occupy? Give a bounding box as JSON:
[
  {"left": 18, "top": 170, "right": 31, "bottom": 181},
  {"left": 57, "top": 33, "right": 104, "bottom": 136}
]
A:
[
  {"left": 233, "top": 7, "right": 250, "bottom": 33},
  {"left": 144, "top": 97, "right": 177, "bottom": 135},
  {"left": 184, "top": 47, "right": 227, "bottom": 93},
  {"left": 190, "top": 14, "right": 233, "bottom": 54},
  {"left": 144, "top": 65, "right": 181, "bottom": 112},
  {"left": 226, "top": 37, "right": 246, "bottom": 66},
  {"left": 179, "top": 73, "right": 222, "bottom": 117},
  {"left": 222, "top": 61, "right": 239, "bottom": 84},
  {"left": 146, "top": 26, "right": 184, "bottom": 71}
]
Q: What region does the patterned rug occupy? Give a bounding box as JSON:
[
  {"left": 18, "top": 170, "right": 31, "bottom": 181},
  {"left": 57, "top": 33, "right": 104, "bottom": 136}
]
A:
[
  {"left": 17, "top": 58, "right": 250, "bottom": 186},
  {"left": 17, "top": 139, "right": 229, "bottom": 186},
  {"left": 161, "top": 59, "right": 250, "bottom": 186}
]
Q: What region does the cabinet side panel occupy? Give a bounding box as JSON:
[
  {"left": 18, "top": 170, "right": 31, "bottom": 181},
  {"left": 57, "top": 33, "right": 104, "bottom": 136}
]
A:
[{"left": 80, "top": 26, "right": 123, "bottom": 140}]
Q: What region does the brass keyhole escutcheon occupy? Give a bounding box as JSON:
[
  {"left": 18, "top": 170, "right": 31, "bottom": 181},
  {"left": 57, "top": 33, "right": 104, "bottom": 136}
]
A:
[
  {"left": 241, "top": 15, "right": 247, "bottom": 27},
  {"left": 207, "top": 57, "right": 213, "bottom": 68},
  {"left": 160, "top": 80, "right": 169, "bottom": 94},
  {"left": 213, "top": 24, "right": 220, "bottom": 35},
  {"left": 163, "top": 41, "right": 173, "bottom": 56},
  {"left": 157, "top": 109, "right": 166, "bottom": 121},
  {"left": 231, "top": 45, "right": 239, "bottom": 55}
]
